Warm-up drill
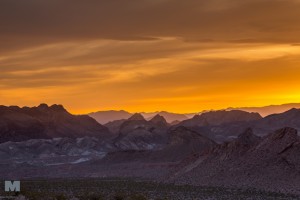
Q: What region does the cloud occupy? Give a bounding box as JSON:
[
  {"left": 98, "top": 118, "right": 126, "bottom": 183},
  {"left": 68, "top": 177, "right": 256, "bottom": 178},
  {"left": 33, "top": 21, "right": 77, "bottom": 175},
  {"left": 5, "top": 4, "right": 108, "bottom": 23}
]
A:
[
  {"left": 1, "top": 0, "right": 300, "bottom": 113},
  {"left": 1, "top": 0, "right": 300, "bottom": 51},
  {"left": 0, "top": 37, "right": 197, "bottom": 89}
]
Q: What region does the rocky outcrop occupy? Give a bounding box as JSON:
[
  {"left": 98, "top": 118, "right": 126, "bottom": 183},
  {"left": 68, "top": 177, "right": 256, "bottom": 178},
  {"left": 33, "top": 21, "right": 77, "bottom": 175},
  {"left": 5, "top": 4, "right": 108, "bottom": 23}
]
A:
[
  {"left": 113, "top": 114, "right": 169, "bottom": 151},
  {"left": 149, "top": 114, "right": 169, "bottom": 127}
]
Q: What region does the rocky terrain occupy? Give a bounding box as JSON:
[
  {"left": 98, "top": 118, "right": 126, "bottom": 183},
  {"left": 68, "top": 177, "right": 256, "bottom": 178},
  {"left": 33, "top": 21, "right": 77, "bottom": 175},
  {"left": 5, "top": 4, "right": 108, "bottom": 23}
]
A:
[
  {"left": 112, "top": 114, "right": 170, "bottom": 151},
  {"left": 0, "top": 104, "right": 300, "bottom": 196},
  {"left": 171, "top": 127, "right": 300, "bottom": 194},
  {"left": 177, "top": 108, "right": 300, "bottom": 143}
]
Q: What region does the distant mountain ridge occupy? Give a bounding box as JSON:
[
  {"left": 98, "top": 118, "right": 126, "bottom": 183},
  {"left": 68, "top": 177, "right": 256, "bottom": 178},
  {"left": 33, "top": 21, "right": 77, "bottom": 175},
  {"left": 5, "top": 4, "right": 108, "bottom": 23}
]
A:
[
  {"left": 141, "top": 111, "right": 189, "bottom": 123},
  {"left": 88, "top": 103, "right": 300, "bottom": 124},
  {"left": 227, "top": 103, "right": 300, "bottom": 117},
  {"left": 178, "top": 110, "right": 262, "bottom": 127},
  {"left": 89, "top": 110, "right": 189, "bottom": 124},
  {"left": 89, "top": 110, "right": 132, "bottom": 124}
]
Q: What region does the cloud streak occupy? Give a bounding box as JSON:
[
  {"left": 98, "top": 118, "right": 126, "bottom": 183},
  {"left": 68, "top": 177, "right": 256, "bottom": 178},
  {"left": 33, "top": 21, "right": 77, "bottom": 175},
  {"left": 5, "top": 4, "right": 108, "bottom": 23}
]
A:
[{"left": 1, "top": 0, "right": 300, "bottom": 49}]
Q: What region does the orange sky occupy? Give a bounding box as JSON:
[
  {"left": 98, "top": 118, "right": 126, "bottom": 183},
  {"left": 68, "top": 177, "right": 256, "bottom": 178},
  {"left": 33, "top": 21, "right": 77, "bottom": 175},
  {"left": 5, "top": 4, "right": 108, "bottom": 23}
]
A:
[{"left": 1, "top": 0, "right": 300, "bottom": 114}]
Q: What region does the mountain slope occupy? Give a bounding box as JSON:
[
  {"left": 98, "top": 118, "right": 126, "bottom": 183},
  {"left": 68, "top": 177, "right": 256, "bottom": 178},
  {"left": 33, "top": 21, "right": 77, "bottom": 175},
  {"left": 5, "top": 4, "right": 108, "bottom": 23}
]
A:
[
  {"left": 113, "top": 114, "right": 169, "bottom": 151},
  {"left": 173, "top": 108, "right": 300, "bottom": 144},
  {"left": 149, "top": 114, "right": 169, "bottom": 127},
  {"left": 253, "top": 108, "right": 300, "bottom": 135},
  {"left": 172, "top": 127, "right": 300, "bottom": 194},
  {"left": 159, "top": 126, "right": 217, "bottom": 162}
]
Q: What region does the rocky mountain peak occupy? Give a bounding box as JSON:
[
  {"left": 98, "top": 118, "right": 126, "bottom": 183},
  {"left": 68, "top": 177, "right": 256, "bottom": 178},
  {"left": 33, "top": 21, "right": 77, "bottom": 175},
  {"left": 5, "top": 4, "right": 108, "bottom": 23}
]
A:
[
  {"left": 0, "top": 104, "right": 111, "bottom": 143},
  {"left": 37, "top": 104, "right": 67, "bottom": 113},
  {"left": 270, "top": 127, "right": 298, "bottom": 141},
  {"left": 49, "top": 104, "right": 67, "bottom": 112},
  {"left": 256, "top": 127, "right": 299, "bottom": 154},
  {"left": 237, "top": 128, "right": 261, "bottom": 146},
  {"left": 128, "top": 113, "right": 145, "bottom": 121},
  {"left": 38, "top": 103, "right": 49, "bottom": 109},
  {"left": 150, "top": 114, "right": 168, "bottom": 126}
]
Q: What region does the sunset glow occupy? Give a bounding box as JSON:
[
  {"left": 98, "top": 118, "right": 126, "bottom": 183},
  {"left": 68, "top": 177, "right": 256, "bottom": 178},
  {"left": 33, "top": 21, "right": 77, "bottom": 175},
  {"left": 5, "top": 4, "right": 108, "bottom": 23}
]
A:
[{"left": 1, "top": 0, "right": 300, "bottom": 114}]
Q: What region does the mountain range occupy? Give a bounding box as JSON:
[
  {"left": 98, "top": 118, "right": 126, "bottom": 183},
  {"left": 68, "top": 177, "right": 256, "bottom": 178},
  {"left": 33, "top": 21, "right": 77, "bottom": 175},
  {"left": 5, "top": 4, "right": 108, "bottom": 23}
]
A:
[
  {"left": 89, "top": 110, "right": 189, "bottom": 124},
  {"left": 1, "top": 103, "right": 300, "bottom": 195},
  {"left": 171, "top": 127, "right": 300, "bottom": 194},
  {"left": 88, "top": 103, "right": 300, "bottom": 124}
]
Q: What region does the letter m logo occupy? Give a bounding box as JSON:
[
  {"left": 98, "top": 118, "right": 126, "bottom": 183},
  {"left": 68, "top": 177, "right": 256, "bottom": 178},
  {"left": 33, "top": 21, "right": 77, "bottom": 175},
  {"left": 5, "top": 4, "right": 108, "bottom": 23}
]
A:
[{"left": 5, "top": 181, "right": 20, "bottom": 192}]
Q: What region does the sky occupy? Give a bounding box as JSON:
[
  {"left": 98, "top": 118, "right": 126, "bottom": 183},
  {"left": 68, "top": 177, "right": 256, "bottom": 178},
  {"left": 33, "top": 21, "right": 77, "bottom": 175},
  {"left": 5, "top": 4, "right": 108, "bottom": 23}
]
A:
[{"left": 1, "top": 0, "right": 300, "bottom": 114}]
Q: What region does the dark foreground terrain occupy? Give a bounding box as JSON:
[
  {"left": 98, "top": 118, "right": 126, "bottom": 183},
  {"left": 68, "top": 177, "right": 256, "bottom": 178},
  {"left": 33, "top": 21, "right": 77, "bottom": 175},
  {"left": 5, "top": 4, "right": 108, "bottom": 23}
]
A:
[{"left": 0, "top": 179, "right": 299, "bottom": 200}]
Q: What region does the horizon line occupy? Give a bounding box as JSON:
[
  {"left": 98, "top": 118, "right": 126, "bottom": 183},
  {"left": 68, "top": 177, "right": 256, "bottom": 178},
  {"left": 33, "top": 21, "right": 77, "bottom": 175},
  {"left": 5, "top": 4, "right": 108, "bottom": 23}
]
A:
[{"left": 2, "top": 102, "right": 300, "bottom": 115}]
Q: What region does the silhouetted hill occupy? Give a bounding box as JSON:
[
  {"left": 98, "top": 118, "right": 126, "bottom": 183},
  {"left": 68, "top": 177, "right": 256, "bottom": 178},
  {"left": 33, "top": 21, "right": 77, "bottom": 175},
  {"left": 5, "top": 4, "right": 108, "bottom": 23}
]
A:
[
  {"left": 128, "top": 113, "right": 145, "bottom": 121},
  {"left": 113, "top": 113, "right": 169, "bottom": 151},
  {"left": 141, "top": 111, "right": 189, "bottom": 123},
  {"left": 150, "top": 114, "right": 168, "bottom": 127},
  {"left": 0, "top": 104, "right": 111, "bottom": 143},
  {"left": 178, "top": 110, "right": 262, "bottom": 127}
]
